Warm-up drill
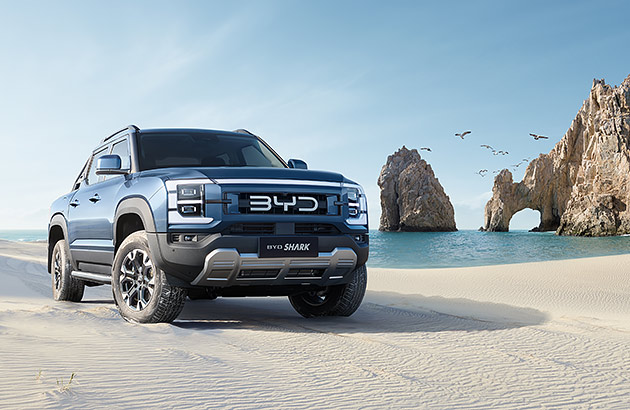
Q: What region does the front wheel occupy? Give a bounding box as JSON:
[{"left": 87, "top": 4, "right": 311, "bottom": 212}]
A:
[
  {"left": 111, "top": 231, "right": 187, "bottom": 323},
  {"left": 289, "top": 265, "right": 367, "bottom": 318}
]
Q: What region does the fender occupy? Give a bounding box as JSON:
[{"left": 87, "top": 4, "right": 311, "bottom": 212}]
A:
[
  {"left": 48, "top": 213, "right": 74, "bottom": 272},
  {"left": 113, "top": 196, "right": 157, "bottom": 247}
]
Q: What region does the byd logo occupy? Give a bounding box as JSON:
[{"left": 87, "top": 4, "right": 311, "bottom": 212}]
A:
[{"left": 249, "top": 195, "right": 319, "bottom": 212}]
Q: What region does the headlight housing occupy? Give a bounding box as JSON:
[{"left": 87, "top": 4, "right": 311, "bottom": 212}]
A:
[
  {"left": 165, "top": 179, "right": 215, "bottom": 224},
  {"left": 343, "top": 184, "right": 368, "bottom": 225}
]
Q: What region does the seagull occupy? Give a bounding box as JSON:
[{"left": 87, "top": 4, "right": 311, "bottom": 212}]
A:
[
  {"left": 512, "top": 163, "right": 522, "bottom": 168},
  {"left": 480, "top": 144, "right": 494, "bottom": 150},
  {"left": 497, "top": 150, "right": 509, "bottom": 155},
  {"left": 476, "top": 169, "right": 488, "bottom": 177},
  {"left": 530, "top": 133, "right": 549, "bottom": 140},
  {"left": 455, "top": 130, "right": 472, "bottom": 139},
  {"left": 420, "top": 147, "right": 432, "bottom": 152}
]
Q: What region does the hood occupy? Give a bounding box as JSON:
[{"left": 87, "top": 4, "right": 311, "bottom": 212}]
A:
[{"left": 140, "top": 167, "right": 357, "bottom": 185}]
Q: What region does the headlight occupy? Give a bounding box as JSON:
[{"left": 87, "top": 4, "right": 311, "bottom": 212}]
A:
[
  {"left": 343, "top": 184, "right": 367, "bottom": 225},
  {"left": 165, "top": 179, "right": 215, "bottom": 224}
]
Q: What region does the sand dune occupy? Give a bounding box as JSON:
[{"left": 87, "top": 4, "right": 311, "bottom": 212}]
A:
[{"left": 0, "top": 239, "right": 628, "bottom": 409}]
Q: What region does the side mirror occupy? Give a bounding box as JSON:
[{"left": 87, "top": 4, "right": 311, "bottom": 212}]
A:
[
  {"left": 288, "top": 159, "right": 308, "bottom": 169},
  {"left": 96, "top": 155, "right": 126, "bottom": 175}
]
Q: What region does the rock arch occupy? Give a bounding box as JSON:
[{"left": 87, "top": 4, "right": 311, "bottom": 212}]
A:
[{"left": 482, "top": 76, "right": 630, "bottom": 236}]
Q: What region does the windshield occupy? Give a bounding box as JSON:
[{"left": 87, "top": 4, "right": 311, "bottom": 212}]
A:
[{"left": 136, "top": 132, "right": 287, "bottom": 171}]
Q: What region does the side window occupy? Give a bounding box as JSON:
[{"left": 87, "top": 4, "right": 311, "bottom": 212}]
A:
[
  {"left": 104, "top": 138, "right": 131, "bottom": 180},
  {"left": 86, "top": 147, "right": 109, "bottom": 185}
]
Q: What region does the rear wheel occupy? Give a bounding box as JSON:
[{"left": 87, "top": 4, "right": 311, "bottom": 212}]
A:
[
  {"left": 111, "top": 231, "right": 187, "bottom": 323},
  {"left": 289, "top": 265, "right": 367, "bottom": 318},
  {"left": 51, "top": 240, "right": 84, "bottom": 302}
]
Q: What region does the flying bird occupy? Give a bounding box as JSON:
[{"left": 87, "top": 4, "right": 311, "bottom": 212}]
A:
[
  {"left": 512, "top": 163, "right": 522, "bottom": 168},
  {"left": 455, "top": 130, "right": 472, "bottom": 139},
  {"left": 497, "top": 150, "right": 509, "bottom": 155},
  {"left": 420, "top": 147, "right": 432, "bottom": 152},
  {"left": 530, "top": 133, "right": 549, "bottom": 140},
  {"left": 476, "top": 169, "right": 488, "bottom": 177},
  {"left": 480, "top": 144, "right": 494, "bottom": 150}
]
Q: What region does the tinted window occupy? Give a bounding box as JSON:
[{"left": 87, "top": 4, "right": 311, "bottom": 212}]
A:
[
  {"left": 136, "top": 132, "right": 286, "bottom": 171},
  {"left": 86, "top": 147, "right": 109, "bottom": 185},
  {"left": 111, "top": 138, "right": 130, "bottom": 168},
  {"left": 101, "top": 138, "right": 131, "bottom": 181}
]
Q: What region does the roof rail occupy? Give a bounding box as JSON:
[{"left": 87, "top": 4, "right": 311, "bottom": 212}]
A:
[
  {"left": 233, "top": 129, "right": 257, "bottom": 137},
  {"left": 102, "top": 125, "right": 140, "bottom": 143}
]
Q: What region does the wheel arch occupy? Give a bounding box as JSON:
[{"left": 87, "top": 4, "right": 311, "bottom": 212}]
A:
[
  {"left": 114, "top": 197, "right": 157, "bottom": 253},
  {"left": 48, "top": 214, "right": 70, "bottom": 273}
]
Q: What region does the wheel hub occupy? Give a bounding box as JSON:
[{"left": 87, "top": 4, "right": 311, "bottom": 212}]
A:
[
  {"left": 53, "top": 250, "right": 61, "bottom": 290},
  {"left": 119, "top": 249, "right": 155, "bottom": 311},
  {"left": 303, "top": 288, "right": 330, "bottom": 307}
]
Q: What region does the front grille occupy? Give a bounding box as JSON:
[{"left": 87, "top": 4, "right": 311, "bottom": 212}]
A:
[
  {"left": 224, "top": 223, "right": 275, "bottom": 235},
  {"left": 236, "top": 193, "right": 331, "bottom": 215},
  {"left": 295, "top": 223, "right": 339, "bottom": 235},
  {"left": 238, "top": 269, "right": 280, "bottom": 279}
]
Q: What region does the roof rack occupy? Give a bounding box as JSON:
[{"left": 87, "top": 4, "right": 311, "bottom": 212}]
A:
[
  {"left": 102, "top": 125, "right": 140, "bottom": 143},
  {"left": 233, "top": 129, "right": 257, "bottom": 137}
]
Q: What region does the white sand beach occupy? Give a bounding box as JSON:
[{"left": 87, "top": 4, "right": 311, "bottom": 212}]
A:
[{"left": 0, "top": 239, "right": 628, "bottom": 409}]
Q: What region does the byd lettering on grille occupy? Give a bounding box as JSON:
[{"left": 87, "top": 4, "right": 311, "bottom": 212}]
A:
[{"left": 249, "top": 195, "right": 318, "bottom": 212}]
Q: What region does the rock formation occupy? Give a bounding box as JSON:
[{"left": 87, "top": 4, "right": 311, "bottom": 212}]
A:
[
  {"left": 378, "top": 146, "right": 457, "bottom": 232},
  {"left": 483, "top": 75, "right": 630, "bottom": 236}
]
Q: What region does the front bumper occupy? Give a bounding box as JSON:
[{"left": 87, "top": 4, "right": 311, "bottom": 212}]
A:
[
  {"left": 191, "top": 247, "right": 357, "bottom": 287},
  {"left": 147, "top": 232, "right": 368, "bottom": 287}
]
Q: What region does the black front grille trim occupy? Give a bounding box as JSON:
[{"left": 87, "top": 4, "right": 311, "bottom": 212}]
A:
[
  {"left": 238, "top": 269, "right": 280, "bottom": 279},
  {"left": 224, "top": 223, "right": 275, "bottom": 235},
  {"left": 295, "top": 223, "right": 340, "bottom": 235},
  {"left": 286, "top": 268, "right": 325, "bottom": 278}
]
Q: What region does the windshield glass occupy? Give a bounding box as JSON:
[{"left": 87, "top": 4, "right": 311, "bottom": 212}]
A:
[{"left": 136, "top": 132, "right": 286, "bottom": 171}]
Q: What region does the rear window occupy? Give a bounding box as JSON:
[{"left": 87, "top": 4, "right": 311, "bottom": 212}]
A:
[{"left": 136, "top": 132, "right": 286, "bottom": 171}]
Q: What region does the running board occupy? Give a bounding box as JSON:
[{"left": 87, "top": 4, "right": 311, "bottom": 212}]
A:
[{"left": 71, "top": 271, "right": 111, "bottom": 284}]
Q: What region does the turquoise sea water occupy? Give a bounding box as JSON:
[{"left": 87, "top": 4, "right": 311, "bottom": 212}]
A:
[
  {"left": 369, "top": 230, "right": 630, "bottom": 268},
  {"left": 0, "top": 230, "right": 47, "bottom": 242},
  {"left": 2, "top": 229, "right": 630, "bottom": 269}
]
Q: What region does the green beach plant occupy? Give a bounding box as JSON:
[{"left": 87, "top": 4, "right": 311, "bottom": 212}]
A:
[{"left": 56, "top": 372, "right": 76, "bottom": 392}]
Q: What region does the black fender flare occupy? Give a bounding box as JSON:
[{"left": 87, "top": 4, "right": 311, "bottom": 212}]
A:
[
  {"left": 48, "top": 214, "right": 72, "bottom": 272},
  {"left": 113, "top": 197, "right": 157, "bottom": 249}
]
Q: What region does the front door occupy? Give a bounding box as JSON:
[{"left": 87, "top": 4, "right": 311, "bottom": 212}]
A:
[{"left": 67, "top": 145, "right": 118, "bottom": 268}]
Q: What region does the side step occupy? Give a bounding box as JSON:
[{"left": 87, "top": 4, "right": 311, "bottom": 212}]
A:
[{"left": 71, "top": 271, "right": 111, "bottom": 284}]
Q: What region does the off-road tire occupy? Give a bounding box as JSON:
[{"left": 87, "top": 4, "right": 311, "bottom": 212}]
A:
[
  {"left": 111, "top": 231, "right": 187, "bottom": 323},
  {"left": 51, "top": 239, "right": 85, "bottom": 302},
  {"left": 289, "top": 265, "right": 367, "bottom": 318}
]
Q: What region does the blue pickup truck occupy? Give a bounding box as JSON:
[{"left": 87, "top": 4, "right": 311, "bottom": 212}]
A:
[{"left": 48, "top": 126, "right": 369, "bottom": 323}]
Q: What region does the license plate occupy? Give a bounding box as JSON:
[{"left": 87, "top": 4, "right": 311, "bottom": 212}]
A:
[{"left": 259, "top": 237, "right": 318, "bottom": 258}]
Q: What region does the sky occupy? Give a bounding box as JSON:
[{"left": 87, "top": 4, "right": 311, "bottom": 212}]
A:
[{"left": 1, "top": 0, "right": 630, "bottom": 230}]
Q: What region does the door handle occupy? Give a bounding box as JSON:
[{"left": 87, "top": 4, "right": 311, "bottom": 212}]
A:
[
  {"left": 70, "top": 199, "right": 80, "bottom": 207},
  {"left": 89, "top": 193, "right": 101, "bottom": 203}
]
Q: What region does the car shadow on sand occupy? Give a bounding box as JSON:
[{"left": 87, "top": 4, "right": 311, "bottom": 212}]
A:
[{"left": 173, "top": 291, "right": 548, "bottom": 334}]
